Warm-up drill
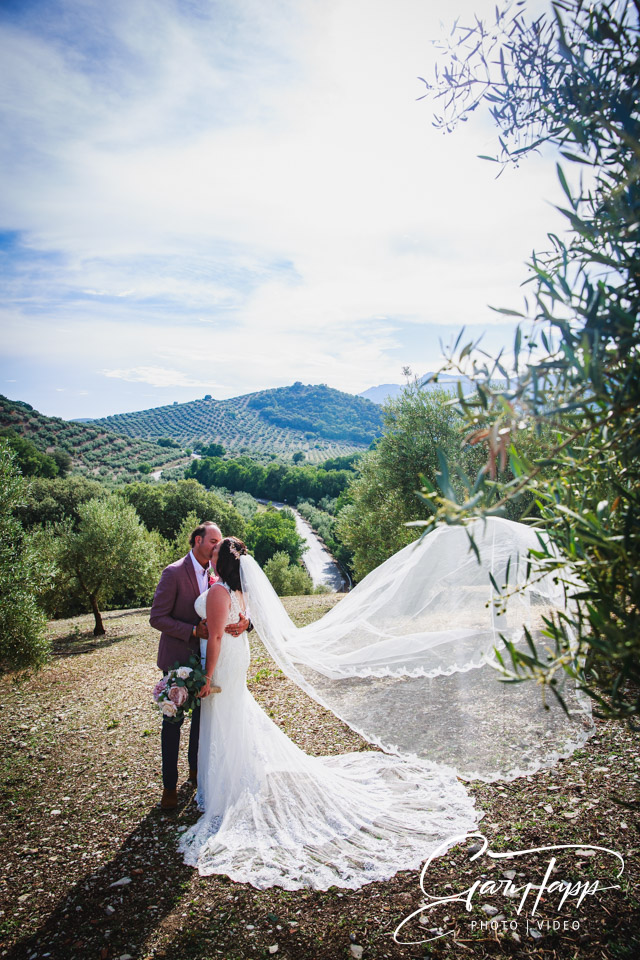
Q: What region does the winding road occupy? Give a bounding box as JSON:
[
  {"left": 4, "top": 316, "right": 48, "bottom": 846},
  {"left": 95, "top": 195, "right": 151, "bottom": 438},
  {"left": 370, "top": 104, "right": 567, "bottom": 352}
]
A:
[{"left": 257, "top": 500, "right": 348, "bottom": 592}]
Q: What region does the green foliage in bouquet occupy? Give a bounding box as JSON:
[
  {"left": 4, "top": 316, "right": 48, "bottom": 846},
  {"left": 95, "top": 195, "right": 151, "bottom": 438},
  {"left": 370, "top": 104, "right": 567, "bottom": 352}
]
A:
[{"left": 153, "top": 655, "right": 208, "bottom": 724}]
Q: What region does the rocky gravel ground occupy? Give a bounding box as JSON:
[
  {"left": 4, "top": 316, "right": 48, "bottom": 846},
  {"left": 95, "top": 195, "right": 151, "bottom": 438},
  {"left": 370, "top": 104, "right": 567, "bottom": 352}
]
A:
[{"left": 0, "top": 597, "right": 638, "bottom": 960}]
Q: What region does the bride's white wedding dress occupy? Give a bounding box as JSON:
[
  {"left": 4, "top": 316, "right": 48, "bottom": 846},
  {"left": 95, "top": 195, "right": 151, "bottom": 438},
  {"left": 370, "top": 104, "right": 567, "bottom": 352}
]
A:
[
  {"left": 179, "top": 518, "right": 594, "bottom": 890},
  {"left": 178, "top": 584, "right": 479, "bottom": 890}
]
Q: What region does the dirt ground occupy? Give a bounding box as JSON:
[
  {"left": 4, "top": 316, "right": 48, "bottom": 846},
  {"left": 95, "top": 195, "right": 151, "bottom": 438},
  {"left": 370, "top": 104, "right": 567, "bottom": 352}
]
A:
[{"left": 0, "top": 597, "right": 638, "bottom": 960}]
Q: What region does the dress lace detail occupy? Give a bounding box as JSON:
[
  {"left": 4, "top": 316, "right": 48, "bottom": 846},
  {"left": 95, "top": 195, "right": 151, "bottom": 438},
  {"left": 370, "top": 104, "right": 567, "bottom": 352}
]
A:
[{"left": 178, "top": 585, "right": 479, "bottom": 890}]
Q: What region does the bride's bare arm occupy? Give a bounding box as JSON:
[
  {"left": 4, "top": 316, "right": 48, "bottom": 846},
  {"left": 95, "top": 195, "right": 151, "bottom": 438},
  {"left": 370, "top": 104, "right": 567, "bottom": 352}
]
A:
[{"left": 199, "top": 585, "right": 231, "bottom": 697}]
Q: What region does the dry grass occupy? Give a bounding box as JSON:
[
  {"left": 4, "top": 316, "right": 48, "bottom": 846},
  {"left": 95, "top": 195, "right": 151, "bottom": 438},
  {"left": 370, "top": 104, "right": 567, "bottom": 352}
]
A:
[{"left": 0, "top": 597, "right": 638, "bottom": 960}]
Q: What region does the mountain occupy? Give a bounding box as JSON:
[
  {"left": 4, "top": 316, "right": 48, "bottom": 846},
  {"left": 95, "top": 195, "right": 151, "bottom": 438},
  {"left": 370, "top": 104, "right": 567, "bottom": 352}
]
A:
[
  {"left": 359, "top": 373, "right": 479, "bottom": 405},
  {"left": 358, "top": 383, "right": 405, "bottom": 405},
  {"left": 0, "top": 395, "right": 189, "bottom": 482},
  {"left": 88, "top": 383, "right": 382, "bottom": 459}
]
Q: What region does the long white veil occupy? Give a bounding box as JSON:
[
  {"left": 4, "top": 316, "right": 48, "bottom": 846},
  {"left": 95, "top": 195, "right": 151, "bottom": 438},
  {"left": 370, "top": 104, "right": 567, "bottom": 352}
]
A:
[{"left": 240, "top": 517, "right": 594, "bottom": 782}]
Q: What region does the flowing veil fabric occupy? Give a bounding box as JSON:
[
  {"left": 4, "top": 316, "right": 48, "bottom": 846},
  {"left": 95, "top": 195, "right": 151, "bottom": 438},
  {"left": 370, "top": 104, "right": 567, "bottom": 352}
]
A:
[
  {"left": 239, "top": 517, "right": 594, "bottom": 782},
  {"left": 180, "top": 586, "right": 479, "bottom": 890},
  {"left": 179, "top": 518, "right": 593, "bottom": 890}
]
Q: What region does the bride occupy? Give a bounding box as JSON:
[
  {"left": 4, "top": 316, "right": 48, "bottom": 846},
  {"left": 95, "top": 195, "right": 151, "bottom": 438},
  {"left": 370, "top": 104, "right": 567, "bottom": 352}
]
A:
[{"left": 179, "top": 521, "right": 594, "bottom": 890}]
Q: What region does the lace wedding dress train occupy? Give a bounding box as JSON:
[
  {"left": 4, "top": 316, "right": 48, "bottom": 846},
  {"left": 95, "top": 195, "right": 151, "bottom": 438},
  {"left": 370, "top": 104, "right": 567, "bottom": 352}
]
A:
[
  {"left": 178, "top": 586, "right": 479, "bottom": 891},
  {"left": 179, "top": 518, "right": 594, "bottom": 889}
]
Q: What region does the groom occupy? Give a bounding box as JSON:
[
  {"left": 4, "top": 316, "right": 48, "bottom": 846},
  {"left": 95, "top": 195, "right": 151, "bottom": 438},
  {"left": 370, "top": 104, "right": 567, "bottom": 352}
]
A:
[{"left": 150, "top": 520, "right": 249, "bottom": 810}]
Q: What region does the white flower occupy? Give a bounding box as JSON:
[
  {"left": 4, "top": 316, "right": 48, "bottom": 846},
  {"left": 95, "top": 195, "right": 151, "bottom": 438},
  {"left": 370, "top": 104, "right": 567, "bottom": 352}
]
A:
[
  {"left": 176, "top": 667, "right": 192, "bottom": 679},
  {"left": 161, "top": 701, "right": 178, "bottom": 717}
]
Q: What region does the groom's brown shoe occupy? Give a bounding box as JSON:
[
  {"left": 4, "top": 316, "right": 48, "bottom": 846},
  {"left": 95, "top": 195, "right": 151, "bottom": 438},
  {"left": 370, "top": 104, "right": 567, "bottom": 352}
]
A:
[
  {"left": 160, "top": 788, "right": 178, "bottom": 810},
  {"left": 188, "top": 768, "right": 197, "bottom": 787}
]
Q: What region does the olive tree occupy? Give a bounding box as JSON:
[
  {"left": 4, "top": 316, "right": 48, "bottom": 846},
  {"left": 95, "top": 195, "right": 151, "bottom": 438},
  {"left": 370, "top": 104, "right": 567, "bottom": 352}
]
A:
[
  {"left": 263, "top": 551, "right": 313, "bottom": 596},
  {"left": 0, "top": 441, "right": 51, "bottom": 671},
  {"left": 44, "top": 496, "right": 163, "bottom": 635},
  {"left": 418, "top": 0, "right": 640, "bottom": 725},
  {"left": 337, "top": 380, "right": 489, "bottom": 579},
  {"left": 245, "top": 507, "right": 307, "bottom": 567}
]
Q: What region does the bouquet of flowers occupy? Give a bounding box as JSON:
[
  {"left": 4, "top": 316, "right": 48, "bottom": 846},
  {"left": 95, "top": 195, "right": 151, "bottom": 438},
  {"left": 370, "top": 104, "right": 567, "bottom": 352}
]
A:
[{"left": 152, "top": 655, "right": 208, "bottom": 724}]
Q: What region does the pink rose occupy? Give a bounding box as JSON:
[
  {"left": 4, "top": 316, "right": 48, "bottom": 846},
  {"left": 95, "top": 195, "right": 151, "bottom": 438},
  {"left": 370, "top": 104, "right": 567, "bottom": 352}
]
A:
[
  {"left": 168, "top": 685, "right": 188, "bottom": 707},
  {"left": 153, "top": 678, "right": 168, "bottom": 701}
]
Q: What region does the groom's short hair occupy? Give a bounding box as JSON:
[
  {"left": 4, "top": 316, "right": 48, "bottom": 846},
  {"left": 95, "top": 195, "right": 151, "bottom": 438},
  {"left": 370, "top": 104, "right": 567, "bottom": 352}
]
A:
[{"left": 189, "top": 521, "right": 220, "bottom": 548}]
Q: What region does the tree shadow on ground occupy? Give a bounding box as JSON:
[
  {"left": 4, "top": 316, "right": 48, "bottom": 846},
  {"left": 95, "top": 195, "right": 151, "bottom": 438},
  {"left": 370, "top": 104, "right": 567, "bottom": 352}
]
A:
[
  {"left": 50, "top": 632, "right": 142, "bottom": 659},
  {"left": 5, "top": 785, "right": 199, "bottom": 960},
  {"left": 50, "top": 609, "right": 153, "bottom": 659}
]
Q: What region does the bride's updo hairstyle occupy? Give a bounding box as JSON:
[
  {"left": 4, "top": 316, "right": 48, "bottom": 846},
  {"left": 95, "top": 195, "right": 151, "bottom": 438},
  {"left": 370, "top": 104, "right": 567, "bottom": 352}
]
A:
[{"left": 215, "top": 537, "right": 247, "bottom": 591}]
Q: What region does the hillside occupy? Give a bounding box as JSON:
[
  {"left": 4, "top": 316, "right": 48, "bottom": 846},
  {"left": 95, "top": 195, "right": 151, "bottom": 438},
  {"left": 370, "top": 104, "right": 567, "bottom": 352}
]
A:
[
  {"left": 89, "top": 383, "right": 382, "bottom": 460},
  {"left": 246, "top": 383, "right": 381, "bottom": 444},
  {"left": 0, "top": 395, "right": 189, "bottom": 482}
]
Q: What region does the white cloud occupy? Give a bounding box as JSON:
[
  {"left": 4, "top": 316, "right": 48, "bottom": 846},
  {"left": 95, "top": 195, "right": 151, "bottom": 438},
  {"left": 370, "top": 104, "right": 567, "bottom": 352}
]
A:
[
  {"left": 102, "top": 366, "right": 219, "bottom": 389},
  {"left": 83, "top": 288, "right": 137, "bottom": 298},
  {"left": 0, "top": 0, "right": 566, "bottom": 416}
]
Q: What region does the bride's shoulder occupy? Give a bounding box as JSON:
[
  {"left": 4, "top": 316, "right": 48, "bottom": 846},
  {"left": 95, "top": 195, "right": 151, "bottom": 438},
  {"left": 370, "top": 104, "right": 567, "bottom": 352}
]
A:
[{"left": 206, "top": 582, "right": 232, "bottom": 604}]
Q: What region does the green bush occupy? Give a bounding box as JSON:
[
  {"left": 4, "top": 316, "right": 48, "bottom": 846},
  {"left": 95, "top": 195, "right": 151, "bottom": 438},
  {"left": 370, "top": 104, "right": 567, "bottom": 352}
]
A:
[
  {"left": 122, "top": 478, "right": 245, "bottom": 542},
  {"left": 198, "top": 442, "right": 225, "bottom": 458},
  {"left": 16, "top": 475, "right": 105, "bottom": 529},
  {"left": 263, "top": 552, "right": 313, "bottom": 596},
  {"left": 336, "top": 383, "right": 487, "bottom": 580},
  {"left": 188, "top": 455, "right": 353, "bottom": 505},
  {"left": 0, "top": 441, "right": 50, "bottom": 672},
  {"left": 232, "top": 490, "right": 259, "bottom": 522},
  {"left": 245, "top": 508, "right": 307, "bottom": 566},
  {"left": 0, "top": 429, "right": 59, "bottom": 478}
]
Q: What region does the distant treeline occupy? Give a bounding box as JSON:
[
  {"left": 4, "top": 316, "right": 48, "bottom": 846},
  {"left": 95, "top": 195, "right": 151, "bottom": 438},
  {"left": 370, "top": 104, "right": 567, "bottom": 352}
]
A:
[{"left": 187, "top": 454, "right": 359, "bottom": 505}]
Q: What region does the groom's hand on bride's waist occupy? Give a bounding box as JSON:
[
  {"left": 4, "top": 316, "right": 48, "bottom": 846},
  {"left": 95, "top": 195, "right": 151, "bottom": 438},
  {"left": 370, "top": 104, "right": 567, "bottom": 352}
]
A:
[{"left": 226, "top": 614, "right": 250, "bottom": 636}]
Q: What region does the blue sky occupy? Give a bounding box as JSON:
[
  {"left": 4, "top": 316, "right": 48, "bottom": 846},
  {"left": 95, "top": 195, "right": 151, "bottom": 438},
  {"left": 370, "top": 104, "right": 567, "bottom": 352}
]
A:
[{"left": 0, "top": 0, "right": 561, "bottom": 419}]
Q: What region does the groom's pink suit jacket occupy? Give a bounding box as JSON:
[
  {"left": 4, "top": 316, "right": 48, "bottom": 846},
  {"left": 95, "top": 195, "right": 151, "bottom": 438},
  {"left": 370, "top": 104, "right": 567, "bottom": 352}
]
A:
[{"left": 150, "top": 553, "right": 204, "bottom": 672}]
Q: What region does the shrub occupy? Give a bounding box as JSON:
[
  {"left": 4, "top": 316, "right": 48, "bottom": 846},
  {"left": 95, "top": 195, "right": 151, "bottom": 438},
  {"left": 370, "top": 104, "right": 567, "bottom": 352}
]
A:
[
  {"left": 263, "top": 551, "right": 313, "bottom": 596},
  {"left": 0, "top": 441, "right": 50, "bottom": 672},
  {"left": 245, "top": 508, "right": 307, "bottom": 566}
]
